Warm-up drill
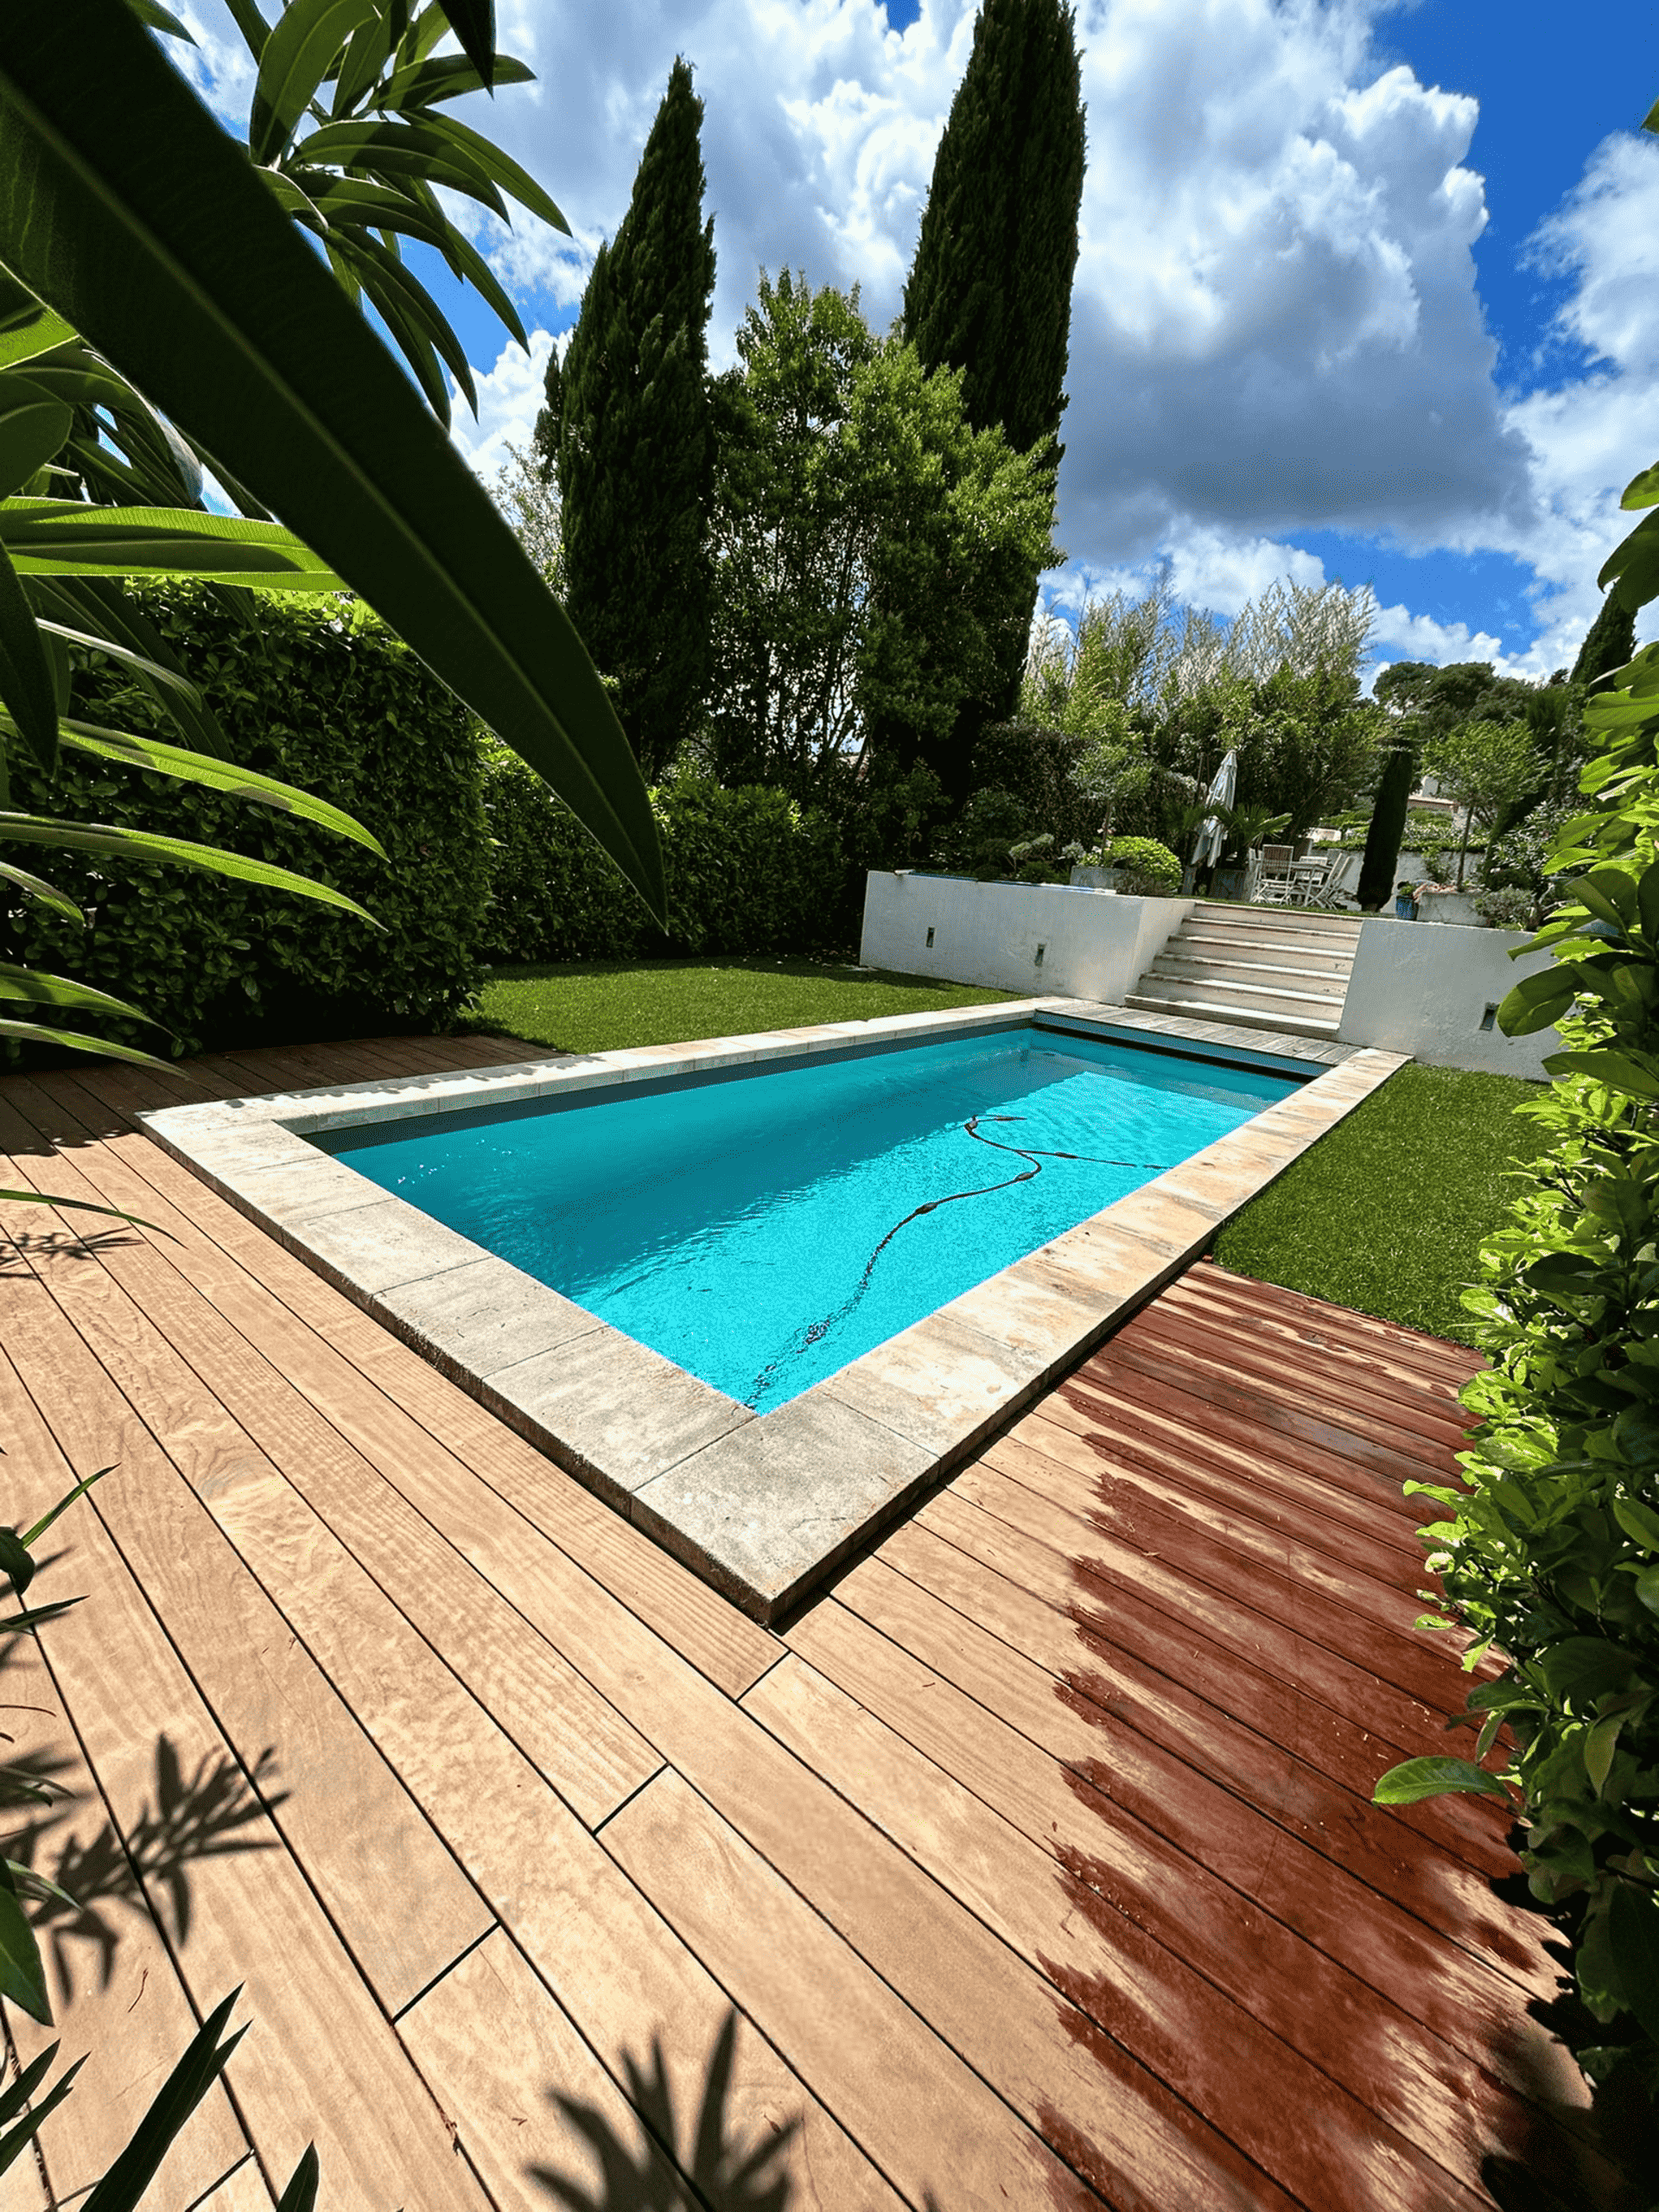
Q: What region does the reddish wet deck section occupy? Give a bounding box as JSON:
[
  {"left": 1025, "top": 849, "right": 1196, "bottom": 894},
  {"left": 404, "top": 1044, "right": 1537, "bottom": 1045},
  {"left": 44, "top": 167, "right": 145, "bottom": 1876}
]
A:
[{"left": 0, "top": 1037, "right": 1621, "bottom": 2210}]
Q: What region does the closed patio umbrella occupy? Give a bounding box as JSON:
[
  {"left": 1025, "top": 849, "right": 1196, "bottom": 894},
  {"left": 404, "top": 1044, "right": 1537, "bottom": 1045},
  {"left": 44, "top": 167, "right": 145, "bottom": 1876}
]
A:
[{"left": 1192, "top": 747, "right": 1237, "bottom": 871}]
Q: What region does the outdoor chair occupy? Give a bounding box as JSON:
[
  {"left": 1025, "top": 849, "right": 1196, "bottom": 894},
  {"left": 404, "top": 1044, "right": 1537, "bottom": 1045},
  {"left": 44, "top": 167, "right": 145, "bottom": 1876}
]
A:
[
  {"left": 1251, "top": 844, "right": 1295, "bottom": 904},
  {"left": 1291, "top": 850, "right": 1346, "bottom": 907}
]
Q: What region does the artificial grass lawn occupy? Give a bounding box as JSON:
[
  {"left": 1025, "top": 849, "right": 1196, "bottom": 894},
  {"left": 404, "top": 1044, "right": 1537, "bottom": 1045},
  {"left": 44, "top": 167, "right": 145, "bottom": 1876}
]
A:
[
  {"left": 1211, "top": 1061, "right": 1553, "bottom": 1347},
  {"left": 465, "top": 956, "right": 1016, "bottom": 1056}
]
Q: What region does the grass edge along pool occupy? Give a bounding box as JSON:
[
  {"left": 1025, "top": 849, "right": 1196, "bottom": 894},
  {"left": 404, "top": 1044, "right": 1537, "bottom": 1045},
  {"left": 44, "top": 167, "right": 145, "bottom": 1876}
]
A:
[{"left": 325, "top": 1022, "right": 1304, "bottom": 1414}]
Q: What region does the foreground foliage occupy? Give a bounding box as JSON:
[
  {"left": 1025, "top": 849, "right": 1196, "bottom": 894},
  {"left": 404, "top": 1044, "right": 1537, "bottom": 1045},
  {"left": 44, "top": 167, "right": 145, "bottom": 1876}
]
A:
[{"left": 1372, "top": 436, "right": 1659, "bottom": 2106}]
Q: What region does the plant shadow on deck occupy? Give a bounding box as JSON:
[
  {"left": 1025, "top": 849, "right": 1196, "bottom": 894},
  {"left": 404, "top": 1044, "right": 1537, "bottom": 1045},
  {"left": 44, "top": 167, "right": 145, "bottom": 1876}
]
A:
[{"left": 8, "top": 1732, "right": 281, "bottom": 2000}]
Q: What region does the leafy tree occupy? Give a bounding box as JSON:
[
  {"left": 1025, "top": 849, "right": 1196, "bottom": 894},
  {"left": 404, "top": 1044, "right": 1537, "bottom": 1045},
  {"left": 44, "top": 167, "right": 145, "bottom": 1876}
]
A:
[
  {"left": 704, "top": 275, "right": 1053, "bottom": 802},
  {"left": 546, "top": 58, "right": 717, "bottom": 779},
  {"left": 1422, "top": 717, "right": 1544, "bottom": 887},
  {"left": 901, "top": 0, "right": 1084, "bottom": 730}
]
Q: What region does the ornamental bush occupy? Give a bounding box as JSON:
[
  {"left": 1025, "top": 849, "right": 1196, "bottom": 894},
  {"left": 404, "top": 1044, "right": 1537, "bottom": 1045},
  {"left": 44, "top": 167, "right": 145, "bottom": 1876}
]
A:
[
  {"left": 1372, "top": 459, "right": 1659, "bottom": 2114},
  {"left": 479, "top": 745, "right": 855, "bottom": 963},
  {"left": 7, "top": 586, "right": 490, "bottom": 1056},
  {"left": 1103, "top": 835, "right": 1182, "bottom": 897}
]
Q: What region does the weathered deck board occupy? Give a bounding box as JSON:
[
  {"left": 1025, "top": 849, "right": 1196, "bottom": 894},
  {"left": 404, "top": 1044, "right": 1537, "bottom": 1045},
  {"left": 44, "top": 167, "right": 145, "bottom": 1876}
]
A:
[{"left": 0, "top": 1035, "right": 1623, "bottom": 2211}]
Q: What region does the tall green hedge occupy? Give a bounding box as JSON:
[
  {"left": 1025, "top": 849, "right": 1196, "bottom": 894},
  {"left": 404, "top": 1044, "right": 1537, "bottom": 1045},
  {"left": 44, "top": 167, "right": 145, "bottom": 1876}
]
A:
[
  {"left": 8, "top": 586, "right": 490, "bottom": 1055},
  {"left": 479, "top": 743, "right": 855, "bottom": 962}
]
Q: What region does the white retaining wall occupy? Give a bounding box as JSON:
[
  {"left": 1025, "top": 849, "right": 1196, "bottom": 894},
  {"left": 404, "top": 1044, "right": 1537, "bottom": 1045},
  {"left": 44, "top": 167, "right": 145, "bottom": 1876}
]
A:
[
  {"left": 859, "top": 872, "right": 1194, "bottom": 1004},
  {"left": 1338, "top": 918, "right": 1560, "bottom": 1077}
]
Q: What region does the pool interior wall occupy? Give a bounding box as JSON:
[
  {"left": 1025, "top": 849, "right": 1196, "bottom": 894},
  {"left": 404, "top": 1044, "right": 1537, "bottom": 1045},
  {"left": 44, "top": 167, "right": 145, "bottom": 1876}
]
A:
[{"left": 326, "top": 1023, "right": 1303, "bottom": 1414}]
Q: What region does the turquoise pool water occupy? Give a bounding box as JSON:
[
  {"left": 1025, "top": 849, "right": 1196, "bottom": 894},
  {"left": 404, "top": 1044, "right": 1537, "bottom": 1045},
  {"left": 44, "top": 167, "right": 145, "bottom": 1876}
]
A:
[{"left": 330, "top": 1027, "right": 1299, "bottom": 1412}]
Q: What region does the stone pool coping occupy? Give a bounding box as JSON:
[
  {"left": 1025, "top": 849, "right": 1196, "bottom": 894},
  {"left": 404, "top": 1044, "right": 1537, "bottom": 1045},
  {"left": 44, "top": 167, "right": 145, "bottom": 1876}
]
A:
[{"left": 142, "top": 1001, "right": 1407, "bottom": 1622}]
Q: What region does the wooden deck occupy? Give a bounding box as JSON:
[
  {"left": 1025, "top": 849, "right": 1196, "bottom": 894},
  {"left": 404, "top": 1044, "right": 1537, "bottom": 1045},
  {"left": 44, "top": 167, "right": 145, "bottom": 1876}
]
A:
[{"left": 0, "top": 1035, "right": 1619, "bottom": 2211}]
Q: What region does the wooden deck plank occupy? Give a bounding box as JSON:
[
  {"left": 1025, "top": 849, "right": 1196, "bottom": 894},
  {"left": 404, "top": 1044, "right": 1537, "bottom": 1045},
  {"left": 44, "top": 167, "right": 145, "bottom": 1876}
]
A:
[
  {"left": 825, "top": 1554, "right": 1583, "bottom": 2107},
  {"left": 747, "top": 1649, "right": 1521, "bottom": 2212},
  {"left": 602, "top": 1766, "right": 1217, "bottom": 2212},
  {"left": 1161, "top": 1273, "right": 1476, "bottom": 1404},
  {"left": 22, "top": 1068, "right": 779, "bottom": 1701},
  {"left": 1194, "top": 1262, "right": 1480, "bottom": 1382},
  {"left": 0, "top": 1631, "right": 263, "bottom": 2209},
  {"left": 0, "top": 1186, "right": 500, "bottom": 2019},
  {"left": 879, "top": 1510, "right": 1558, "bottom": 2002},
  {"left": 0, "top": 1126, "right": 664, "bottom": 1832},
  {"left": 0, "top": 1358, "right": 491, "bottom": 2210},
  {"left": 779, "top": 1599, "right": 1611, "bottom": 2203}
]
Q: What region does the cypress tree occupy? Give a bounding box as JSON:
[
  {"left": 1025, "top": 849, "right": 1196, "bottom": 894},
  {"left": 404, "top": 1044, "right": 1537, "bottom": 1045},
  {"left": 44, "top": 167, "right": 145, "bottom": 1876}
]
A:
[
  {"left": 1569, "top": 591, "right": 1637, "bottom": 691},
  {"left": 900, "top": 0, "right": 1085, "bottom": 744},
  {"left": 537, "top": 59, "right": 715, "bottom": 780},
  {"left": 1357, "top": 737, "right": 1415, "bottom": 911}
]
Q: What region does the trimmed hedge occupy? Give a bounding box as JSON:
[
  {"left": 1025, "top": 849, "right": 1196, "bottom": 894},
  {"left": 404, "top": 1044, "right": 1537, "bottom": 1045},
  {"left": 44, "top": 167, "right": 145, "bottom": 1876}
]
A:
[
  {"left": 479, "top": 743, "right": 855, "bottom": 963},
  {"left": 8, "top": 586, "right": 490, "bottom": 1055}
]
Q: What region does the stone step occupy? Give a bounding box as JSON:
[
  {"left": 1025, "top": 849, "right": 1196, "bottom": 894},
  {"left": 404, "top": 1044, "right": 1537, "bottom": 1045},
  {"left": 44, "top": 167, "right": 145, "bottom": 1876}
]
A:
[
  {"left": 1173, "top": 929, "right": 1356, "bottom": 974},
  {"left": 1188, "top": 902, "right": 1360, "bottom": 941},
  {"left": 1139, "top": 970, "right": 1350, "bottom": 1019},
  {"left": 1122, "top": 990, "right": 1343, "bottom": 1041},
  {"left": 1148, "top": 952, "right": 1351, "bottom": 997}
]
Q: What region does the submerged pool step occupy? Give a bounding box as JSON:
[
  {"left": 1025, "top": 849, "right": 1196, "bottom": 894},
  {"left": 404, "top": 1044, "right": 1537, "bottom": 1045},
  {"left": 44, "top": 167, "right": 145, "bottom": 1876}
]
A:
[{"left": 1122, "top": 988, "right": 1344, "bottom": 1040}]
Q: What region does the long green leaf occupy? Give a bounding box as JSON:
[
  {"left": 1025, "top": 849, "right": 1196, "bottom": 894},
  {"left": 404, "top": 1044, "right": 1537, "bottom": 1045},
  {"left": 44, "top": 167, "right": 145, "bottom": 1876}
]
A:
[
  {"left": 0, "top": 541, "right": 58, "bottom": 772},
  {"left": 251, "top": 0, "right": 379, "bottom": 164},
  {"left": 0, "top": 856, "right": 84, "bottom": 921},
  {"left": 0, "top": 813, "right": 379, "bottom": 919},
  {"left": 0, "top": 1017, "right": 175, "bottom": 1069},
  {"left": 19, "top": 1463, "right": 115, "bottom": 1545},
  {"left": 288, "top": 118, "right": 509, "bottom": 215},
  {"left": 275, "top": 2144, "right": 321, "bottom": 2212},
  {"left": 0, "top": 374, "right": 73, "bottom": 499},
  {"left": 0, "top": 1867, "right": 48, "bottom": 2025},
  {"left": 54, "top": 718, "right": 386, "bottom": 852},
  {"left": 0, "top": 0, "right": 664, "bottom": 919},
  {"left": 0, "top": 959, "right": 157, "bottom": 1024},
  {"left": 435, "top": 0, "right": 497, "bottom": 90},
  {"left": 381, "top": 52, "right": 533, "bottom": 109},
  {"left": 331, "top": 9, "right": 396, "bottom": 114},
  {"left": 405, "top": 107, "right": 568, "bottom": 232},
  {"left": 1, "top": 502, "right": 347, "bottom": 588},
  {"left": 80, "top": 1988, "right": 248, "bottom": 2212},
  {"left": 0, "top": 2049, "right": 85, "bottom": 2177}
]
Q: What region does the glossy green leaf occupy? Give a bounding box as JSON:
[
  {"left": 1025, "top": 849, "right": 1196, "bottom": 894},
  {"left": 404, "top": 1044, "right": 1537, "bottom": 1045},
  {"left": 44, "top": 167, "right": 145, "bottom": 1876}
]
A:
[
  {"left": 1372, "top": 1755, "right": 1510, "bottom": 1806},
  {"left": 0, "top": 502, "right": 348, "bottom": 589},
  {"left": 0, "top": 540, "right": 58, "bottom": 772},
  {"left": 1584, "top": 1710, "right": 1625, "bottom": 1796},
  {"left": 0, "top": 0, "right": 664, "bottom": 919},
  {"left": 125, "top": 0, "right": 194, "bottom": 34},
  {"left": 1599, "top": 507, "right": 1659, "bottom": 615},
  {"left": 1607, "top": 1884, "right": 1659, "bottom": 2043},
  {"left": 0, "top": 813, "right": 379, "bottom": 921},
  {"left": 251, "top": 0, "right": 380, "bottom": 163},
  {"left": 407, "top": 108, "right": 569, "bottom": 232},
  {"left": 1541, "top": 1050, "right": 1659, "bottom": 1097},
  {"left": 1497, "top": 976, "right": 1575, "bottom": 1038},
  {"left": 1620, "top": 460, "right": 1659, "bottom": 511},
  {"left": 382, "top": 51, "right": 532, "bottom": 109},
  {"left": 1617, "top": 1498, "right": 1659, "bottom": 1552},
  {"left": 0, "top": 1016, "right": 174, "bottom": 1069},
  {"left": 18, "top": 1465, "right": 114, "bottom": 1547},
  {"left": 81, "top": 1988, "right": 248, "bottom": 2212},
  {"left": 1637, "top": 1566, "right": 1659, "bottom": 1616},
  {"left": 0, "top": 1867, "right": 48, "bottom": 2025},
  {"left": 0, "top": 375, "right": 73, "bottom": 499},
  {"left": 54, "top": 720, "right": 386, "bottom": 853},
  {"left": 0, "top": 856, "right": 83, "bottom": 921},
  {"left": 331, "top": 8, "right": 396, "bottom": 113},
  {"left": 1536, "top": 1637, "right": 1637, "bottom": 1708},
  {"left": 0, "top": 959, "right": 156, "bottom": 1023},
  {"left": 289, "top": 118, "right": 510, "bottom": 215}
]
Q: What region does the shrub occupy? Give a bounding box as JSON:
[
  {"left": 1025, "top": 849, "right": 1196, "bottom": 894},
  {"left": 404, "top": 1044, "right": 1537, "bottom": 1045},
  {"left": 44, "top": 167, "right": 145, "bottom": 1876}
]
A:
[
  {"left": 1103, "top": 835, "right": 1182, "bottom": 896},
  {"left": 1373, "top": 584, "right": 1659, "bottom": 2114},
  {"left": 1471, "top": 885, "right": 1535, "bottom": 931},
  {"left": 9, "top": 586, "right": 490, "bottom": 1055},
  {"left": 479, "top": 748, "right": 853, "bottom": 963}
]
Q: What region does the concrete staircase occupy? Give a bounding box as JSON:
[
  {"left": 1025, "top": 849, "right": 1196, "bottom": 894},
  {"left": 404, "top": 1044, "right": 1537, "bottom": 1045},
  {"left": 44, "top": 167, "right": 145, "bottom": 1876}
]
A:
[{"left": 1124, "top": 901, "right": 1360, "bottom": 1040}]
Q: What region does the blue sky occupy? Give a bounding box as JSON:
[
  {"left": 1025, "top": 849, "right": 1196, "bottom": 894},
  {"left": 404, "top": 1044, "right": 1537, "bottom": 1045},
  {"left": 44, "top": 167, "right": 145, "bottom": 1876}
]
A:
[{"left": 182, "top": 0, "right": 1659, "bottom": 683}]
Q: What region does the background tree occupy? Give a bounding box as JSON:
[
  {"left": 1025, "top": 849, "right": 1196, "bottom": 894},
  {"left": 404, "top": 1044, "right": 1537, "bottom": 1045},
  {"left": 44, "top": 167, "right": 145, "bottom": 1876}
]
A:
[
  {"left": 702, "top": 275, "right": 1052, "bottom": 804},
  {"left": 1422, "top": 718, "right": 1545, "bottom": 886},
  {"left": 542, "top": 58, "right": 716, "bottom": 779},
  {"left": 1356, "top": 737, "right": 1415, "bottom": 909},
  {"left": 900, "top": 0, "right": 1086, "bottom": 743},
  {"left": 1569, "top": 588, "right": 1637, "bottom": 690}
]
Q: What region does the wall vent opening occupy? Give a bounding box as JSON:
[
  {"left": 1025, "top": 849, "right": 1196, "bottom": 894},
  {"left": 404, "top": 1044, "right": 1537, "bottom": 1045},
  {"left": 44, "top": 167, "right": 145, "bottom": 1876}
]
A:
[
  {"left": 1478, "top": 1003, "right": 1497, "bottom": 1032},
  {"left": 1034, "top": 944, "right": 1046, "bottom": 968},
  {"left": 925, "top": 926, "right": 935, "bottom": 949}
]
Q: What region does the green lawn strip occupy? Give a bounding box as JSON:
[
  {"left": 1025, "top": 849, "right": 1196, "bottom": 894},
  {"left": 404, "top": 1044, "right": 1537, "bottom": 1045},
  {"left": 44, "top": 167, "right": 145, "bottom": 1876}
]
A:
[
  {"left": 465, "top": 957, "right": 1018, "bottom": 1056},
  {"left": 1211, "top": 1062, "right": 1552, "bottom": 1347}
]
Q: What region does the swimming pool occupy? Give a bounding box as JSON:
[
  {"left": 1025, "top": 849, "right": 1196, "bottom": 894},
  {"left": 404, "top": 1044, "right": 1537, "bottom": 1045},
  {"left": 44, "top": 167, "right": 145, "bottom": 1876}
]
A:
[
  {"left": 326, "top": 1027, "right": 1299, "bottom": 1413},
  {"left": 143, "top": 1000, "right": 1396, "bottom": 1619}
]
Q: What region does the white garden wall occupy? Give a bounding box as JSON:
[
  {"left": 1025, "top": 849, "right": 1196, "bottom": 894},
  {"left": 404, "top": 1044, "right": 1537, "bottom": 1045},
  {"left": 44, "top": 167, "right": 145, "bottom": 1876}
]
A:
[
  {"left": 860, "top": 872, "right": 1193, "bottom": 1004},
  {"left": 1337, "top": 918, "right": 1560, "bottom": 1077}
]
